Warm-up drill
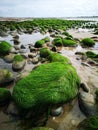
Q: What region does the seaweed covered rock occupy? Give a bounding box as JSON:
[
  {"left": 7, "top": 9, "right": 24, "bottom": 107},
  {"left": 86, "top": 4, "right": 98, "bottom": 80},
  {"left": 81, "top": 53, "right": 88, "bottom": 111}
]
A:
[
  {"left": 40, "top": 48, "right": 51, "bottom": 58},
  {"left": 81, "top": 38, "right": 95, "bottom": 47},
  {"left": 63, "top": 39, "right": 77, "bottom": 47},
  {"left": 48, "top": 52, "right": 71, "bottom": 64},
  {"left": 86, "top": 51, "right": 98, "bottom": 58},
  {"left": 34, "top": 39, "right": 45, "bottom": 48},
  {"left": 53, "top": 37, "right": 63, "bottom": 47},
  {"left": 30, "top": 127, "right": 54, "bottom": 130},
  {"left": 12, "top": 54, "right": 26, "bottom": 71},
  {"left": 0, "top": 69, "right": 14, "bottom": 86},
  {"left": 77, "top": 116, "right": 98, "bottom": 130},
  {"left": 0, "top": 41, "right": 12, "bottom": 56},
  {"left": 0, "top": 88, "right": 11, "bottom": 106},
  {"left": 43, "top": 37, "right": 50, "bottom": 42},
  {"left": 13, "top": 62, "right": 80, "bottom": 110}
]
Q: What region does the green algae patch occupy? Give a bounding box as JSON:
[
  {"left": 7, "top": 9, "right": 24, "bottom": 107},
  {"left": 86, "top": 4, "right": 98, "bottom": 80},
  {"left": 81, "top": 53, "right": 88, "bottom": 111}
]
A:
[
  {"left": 81, "top": 38, "right": 95, "bottom": 47},
  {"left": 43, "top": 37, "right": 50, "bottom": 42},
  {"left": 0, "top": 41, "right": 12, "bottom": 56},
  {"left": 48, "top": 52, "right": 70, "bottom": 63},
  {"left": 0, "top": 88, "right": 11, "bottom": 105},
  {"left": 34, "top": 39, "right": 45, "bottom": 48},
  {"left": 13, "top": 62, "right": 80, "bottom": 109},
  {"left": 77, "top": 116, "right": 98, "bottom": 130}
]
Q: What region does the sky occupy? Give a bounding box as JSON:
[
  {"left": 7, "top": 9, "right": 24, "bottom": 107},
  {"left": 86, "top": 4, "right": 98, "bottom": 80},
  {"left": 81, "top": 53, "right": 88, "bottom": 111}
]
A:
[{"left": 0, "top": 0, "right": 98, "bottom": 17}]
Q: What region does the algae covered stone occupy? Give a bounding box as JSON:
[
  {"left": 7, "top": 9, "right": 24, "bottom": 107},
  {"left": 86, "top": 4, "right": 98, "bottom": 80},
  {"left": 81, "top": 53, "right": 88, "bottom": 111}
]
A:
[
  {"left": 0, "top": 41, "right": 12, "bottom": 56},
  {"left": 77, "top": 116, "right": 98, "bottom": 130},
  {"left": 81, "top": 38, "right": 95, "bottom": 47},
  {"left": 40, "top": 48, "right": 51, "bottom": 58},
  {"left": 13, "top": 62, "right": 80, "bottom": 109},
  {"left": 34, "top": 39, "right": 45, "bottom": 48},
  {"left": 63, "top": 39, "right": 77, "bottom": 47},
  {"left": 12, "top": 54, "right": 26, "bottom": 71},
  {"left": 0, "top": 69, "right": 14, "bottom": 86},
  {"left": 0, "top": 88, "right": 11, "bottom": 105}
]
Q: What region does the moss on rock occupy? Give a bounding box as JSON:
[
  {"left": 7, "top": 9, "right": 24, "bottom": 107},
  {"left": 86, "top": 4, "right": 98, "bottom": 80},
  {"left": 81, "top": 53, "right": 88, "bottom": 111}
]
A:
[
  {"left": 13, "top": 54, "right": 24, "bottom": 62},
  {"left": 0, "top": 69, "right": 14, "bottom": 86},
  {"left": 13, "top": 62, "right": 80, "bottom": 110},
  {"left": 63, "top": 39, "right": 77, "bottom": 47},
  {"left": 34, "top": 40, "right": 45, "bottom": 48},
  {"left": 0, "top": 88, "right": 11, "bottom": 106},
  {"left": 43, "top": 37, "right": 50, "bottom": 42},
  {"left": 53, "top": 37, "right": 63, "bottom": 47},
  {"left": 0, "top": 41, "right": 12, "bottom": 56},
  {"left": 40, "top": 48, "right": 51, "bottom": 58},
  {"left": 77, "top": 116, "right": 98, "bottom": 130},
  {"left": 48, "top": 52, "right": 70, "bottom": 63},
  {"left": 81, "top": 38, "right": 95, "bottom": 47}
]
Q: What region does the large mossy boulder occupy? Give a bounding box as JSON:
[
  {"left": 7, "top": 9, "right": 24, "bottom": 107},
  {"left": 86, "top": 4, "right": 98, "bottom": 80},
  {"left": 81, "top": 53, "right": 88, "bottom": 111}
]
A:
[
  {"left": 13, "top": 62, "right": 80, "bottom": 110},
  {"left": 81, "top": 38, "right": 95, "bottom": 47},
  {"left": 34, "top": 39, "right": 45, "bottom": 48},
  {"left": 12, "top": 54, "right": 26, "bottom": 71},
  {"left": 0, "top": 41, "right": 12, "bottom": 56},
  {"left": 77, "top": 116, "right": 98, "bottom": 130},
  {"left": 0, "top": 88, "right": 11, "bottom": 106},
  {"left": 0, "top": 69, "right": 14, "bottom": 86},
  {"left": 30, "top": 127, "right": 54, "bottom": 130}
]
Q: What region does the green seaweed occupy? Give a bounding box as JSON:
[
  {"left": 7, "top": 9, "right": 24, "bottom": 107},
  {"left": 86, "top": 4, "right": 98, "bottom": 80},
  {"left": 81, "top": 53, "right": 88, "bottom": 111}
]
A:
[
  {"left": 12, "top": 62, "right": 80, "bottom": 110},
  {"left": 13, "top": 55, "right": 24, "bottom": 62},
  {"left": 34, "top": 39, "right": 45, "bottom": 48},
  {"left": 40, "top": 48, "right": 51, "bottom": 58},
  {"left": 63, "top": 39, "right": 77, "bottom": 47},
  {"left": 0, "top": 41, "right": 12, "bottom": 56},
  {"left": 77, "top": 116, "right": 98, "bottom": 130},
  {"left": 0, "top": 88, "right": 11, "bottom": 105},
  {"left": 81, "top": 38, "right": 95, "bottom": 47}
]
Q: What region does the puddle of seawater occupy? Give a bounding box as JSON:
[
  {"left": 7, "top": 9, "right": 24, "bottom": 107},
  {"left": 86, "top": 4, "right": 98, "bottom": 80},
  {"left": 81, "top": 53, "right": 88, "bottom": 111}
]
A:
[{"left": 0, "top": 32, "right": 51, "bottom": 46}]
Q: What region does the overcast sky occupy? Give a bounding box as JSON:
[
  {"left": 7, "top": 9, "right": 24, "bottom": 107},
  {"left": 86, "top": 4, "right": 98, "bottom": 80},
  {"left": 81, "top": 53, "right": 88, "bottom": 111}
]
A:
[{"left": 0, "top": 0, "right": 98, "bottom": 17}]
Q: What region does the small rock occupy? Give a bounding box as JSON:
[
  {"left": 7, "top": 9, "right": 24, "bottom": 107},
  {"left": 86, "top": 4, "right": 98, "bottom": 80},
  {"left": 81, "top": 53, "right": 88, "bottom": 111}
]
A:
[
  {"left": 21, "top": 44, "right": 26, "bottom": 49},
  {"left": 28, "top": 53, "right": 37, "bottom": 58},
  {"left": 4, "top": 54, "right": 15, "bottom": 63},
  {"left": 12, "top": 60, "right": 26, "bottom": 71},
  {"left": 14, "top": 45, "right": 20, "bottom": 50},
  {"left": 50, "top": 106, "right": 63, "bottom": 116},
  {"left": 51, "top": 46, "right": 57, "bottom": 52},
  {"left": 0, "top": 69, "right": 14, "bottom": 86},
  {"left": 32, "top": 57, "right": 39, "bottom": 64},
  {"left": 80, "top": 83, "right": 90, "bottom": 92}
]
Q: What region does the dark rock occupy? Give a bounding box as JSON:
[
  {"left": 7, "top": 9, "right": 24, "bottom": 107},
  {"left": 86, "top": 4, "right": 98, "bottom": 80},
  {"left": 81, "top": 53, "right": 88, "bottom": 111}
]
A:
[
  {"left": 51, "top": 46, "right": 57, "bottom": 52},
  {"left": 20, "top": 44, "right": 26, "bottom": 49},
  {"left": 78, "top": 91, "right": 98, "bottom": 116},
  {"left": 80, "top": 83, "right": 90, "bottom": 92}
]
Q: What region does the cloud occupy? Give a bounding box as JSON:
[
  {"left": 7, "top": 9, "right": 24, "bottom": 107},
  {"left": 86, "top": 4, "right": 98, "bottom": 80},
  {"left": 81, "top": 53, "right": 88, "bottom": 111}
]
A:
[{"left": 0, "top": 0, "right": 97, "bottom": 17}]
